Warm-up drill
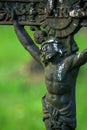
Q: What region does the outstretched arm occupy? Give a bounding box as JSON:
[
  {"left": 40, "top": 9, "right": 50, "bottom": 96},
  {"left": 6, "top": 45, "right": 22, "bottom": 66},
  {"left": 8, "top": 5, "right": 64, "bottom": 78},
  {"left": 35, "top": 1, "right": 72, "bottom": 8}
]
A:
[
  {"left": 13, "top": 20, "right": 41, "bottom": 64},
  {"left": 72, "top": 48, "right": 87, "bottom": 67}
]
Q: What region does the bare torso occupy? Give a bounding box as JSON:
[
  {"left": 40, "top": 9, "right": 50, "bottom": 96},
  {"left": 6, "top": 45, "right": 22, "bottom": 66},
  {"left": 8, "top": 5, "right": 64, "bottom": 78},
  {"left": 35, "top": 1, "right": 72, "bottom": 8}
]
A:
[{"left": 44, "top": 56, "right": 79, "bottom": 117}]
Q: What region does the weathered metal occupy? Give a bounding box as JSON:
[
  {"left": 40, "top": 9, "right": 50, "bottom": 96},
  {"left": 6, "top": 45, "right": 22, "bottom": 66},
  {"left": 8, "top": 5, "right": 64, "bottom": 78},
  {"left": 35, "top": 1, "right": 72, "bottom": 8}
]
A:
[
  {"left": 0, "top": 0, "right": 87, "bottom": 37},
  {"left": 0, "top": 0, "right": 87, "bottom": 130}
]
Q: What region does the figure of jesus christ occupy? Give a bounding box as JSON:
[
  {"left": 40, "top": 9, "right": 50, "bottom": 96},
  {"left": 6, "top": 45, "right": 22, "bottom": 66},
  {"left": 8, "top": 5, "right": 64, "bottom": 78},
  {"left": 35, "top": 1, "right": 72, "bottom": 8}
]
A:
[{"left": 13, "top": 20, "right": 87, "bottom": 130}]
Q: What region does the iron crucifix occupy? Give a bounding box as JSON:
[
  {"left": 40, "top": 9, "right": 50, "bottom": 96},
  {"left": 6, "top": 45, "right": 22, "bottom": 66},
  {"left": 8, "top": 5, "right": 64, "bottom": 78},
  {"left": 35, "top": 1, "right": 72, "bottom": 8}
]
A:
[{"left": 0, "top": 0, "right": 87, "bottom": 130}]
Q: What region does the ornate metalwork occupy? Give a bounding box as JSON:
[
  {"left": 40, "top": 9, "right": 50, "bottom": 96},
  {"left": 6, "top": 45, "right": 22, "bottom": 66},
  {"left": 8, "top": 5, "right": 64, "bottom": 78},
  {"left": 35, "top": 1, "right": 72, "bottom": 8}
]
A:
[
  {"left": 0, "top": 1, "right": 87, "bottom": 32},
  {"left": 0, "top": 0, "right": 87, "bottom": 130}
]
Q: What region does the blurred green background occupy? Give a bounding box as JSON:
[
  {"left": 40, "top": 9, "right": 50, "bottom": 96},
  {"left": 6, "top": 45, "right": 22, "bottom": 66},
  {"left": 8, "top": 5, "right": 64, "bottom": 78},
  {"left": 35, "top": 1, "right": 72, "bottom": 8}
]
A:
[{"left": 0, "top": 26, "right": 87, "bottom": 130}]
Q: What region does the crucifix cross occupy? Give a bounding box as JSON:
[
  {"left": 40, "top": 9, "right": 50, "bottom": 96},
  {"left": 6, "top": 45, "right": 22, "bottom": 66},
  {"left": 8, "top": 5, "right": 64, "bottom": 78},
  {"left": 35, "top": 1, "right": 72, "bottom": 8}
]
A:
[{"left": 0, "top": 0, "right": 87, "bottom": 130}]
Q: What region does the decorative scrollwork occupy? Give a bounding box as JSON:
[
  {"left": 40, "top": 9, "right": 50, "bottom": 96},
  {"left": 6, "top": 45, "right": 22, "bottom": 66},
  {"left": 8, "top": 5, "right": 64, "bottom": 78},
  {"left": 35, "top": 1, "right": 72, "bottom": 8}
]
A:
[{"left": 0, "top": 0, "right": 87, "bottom": 39}]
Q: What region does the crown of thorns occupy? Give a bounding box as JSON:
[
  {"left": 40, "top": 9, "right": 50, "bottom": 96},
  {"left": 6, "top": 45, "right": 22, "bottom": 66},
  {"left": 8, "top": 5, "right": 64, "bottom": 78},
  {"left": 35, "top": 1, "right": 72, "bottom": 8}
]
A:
[{"left": 40, "top": 39, "right": 63, "bottom": 52}]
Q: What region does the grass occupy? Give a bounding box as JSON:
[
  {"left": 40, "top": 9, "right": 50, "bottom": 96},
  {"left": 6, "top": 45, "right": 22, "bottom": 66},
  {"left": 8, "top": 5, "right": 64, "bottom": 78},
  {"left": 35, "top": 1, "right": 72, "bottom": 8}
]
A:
[{"left": 0, "top": 25, "right": 87, "bottom": 130}]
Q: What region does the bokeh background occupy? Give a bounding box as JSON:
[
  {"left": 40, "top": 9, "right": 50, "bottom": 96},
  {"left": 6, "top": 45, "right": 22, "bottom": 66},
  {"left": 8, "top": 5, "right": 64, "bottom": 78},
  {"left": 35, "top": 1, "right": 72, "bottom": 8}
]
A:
[{"left": 0, "top": 25, "right": 87, "bottom": 130}]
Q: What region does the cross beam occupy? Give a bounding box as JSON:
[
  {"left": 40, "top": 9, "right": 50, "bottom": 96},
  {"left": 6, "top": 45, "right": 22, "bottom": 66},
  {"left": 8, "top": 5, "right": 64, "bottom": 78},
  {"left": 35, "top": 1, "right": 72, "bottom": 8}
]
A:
[
  {"left": 0, "top": 0, "right": 44, "bottom": 25},
  {"left": 0, "top": 0, "right": 87, "bottom": 37},
  {"left": 0, "top": 0, "right": 87, "bottom": 27}
]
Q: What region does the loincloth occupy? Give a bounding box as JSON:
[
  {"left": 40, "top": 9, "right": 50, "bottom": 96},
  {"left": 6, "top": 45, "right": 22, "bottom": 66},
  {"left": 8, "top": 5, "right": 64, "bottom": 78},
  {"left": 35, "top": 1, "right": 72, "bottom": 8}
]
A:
[{"left": 42, "top": 96, "right": 76, "bottom": 129}]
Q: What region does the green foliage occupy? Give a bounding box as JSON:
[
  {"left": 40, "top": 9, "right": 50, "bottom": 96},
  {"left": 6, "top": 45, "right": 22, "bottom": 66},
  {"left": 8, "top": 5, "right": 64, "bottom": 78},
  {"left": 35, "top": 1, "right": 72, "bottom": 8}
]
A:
[{"left": 0, "top": 26, "right": 87, "bottom": 130}]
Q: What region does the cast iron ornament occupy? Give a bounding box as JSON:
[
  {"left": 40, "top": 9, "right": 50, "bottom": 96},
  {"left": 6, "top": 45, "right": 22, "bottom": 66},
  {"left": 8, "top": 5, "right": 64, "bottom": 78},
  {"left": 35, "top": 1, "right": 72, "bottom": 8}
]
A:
[{"left": 0, "top": 0, "right": 87, "bottom": 130}]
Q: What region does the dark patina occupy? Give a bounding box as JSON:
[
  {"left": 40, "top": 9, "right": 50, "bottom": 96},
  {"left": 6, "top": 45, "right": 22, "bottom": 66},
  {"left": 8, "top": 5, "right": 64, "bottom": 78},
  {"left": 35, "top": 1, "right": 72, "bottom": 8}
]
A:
[{"left": 0, "top": 0, "right": 87, "bottom": 130}]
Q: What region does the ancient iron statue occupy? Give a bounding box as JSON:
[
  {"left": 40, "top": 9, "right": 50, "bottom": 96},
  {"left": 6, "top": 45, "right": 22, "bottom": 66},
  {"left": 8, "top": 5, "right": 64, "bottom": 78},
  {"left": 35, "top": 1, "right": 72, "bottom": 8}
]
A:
[{"left": 0, "top": 0, "right": 87, "bottom": 130}]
